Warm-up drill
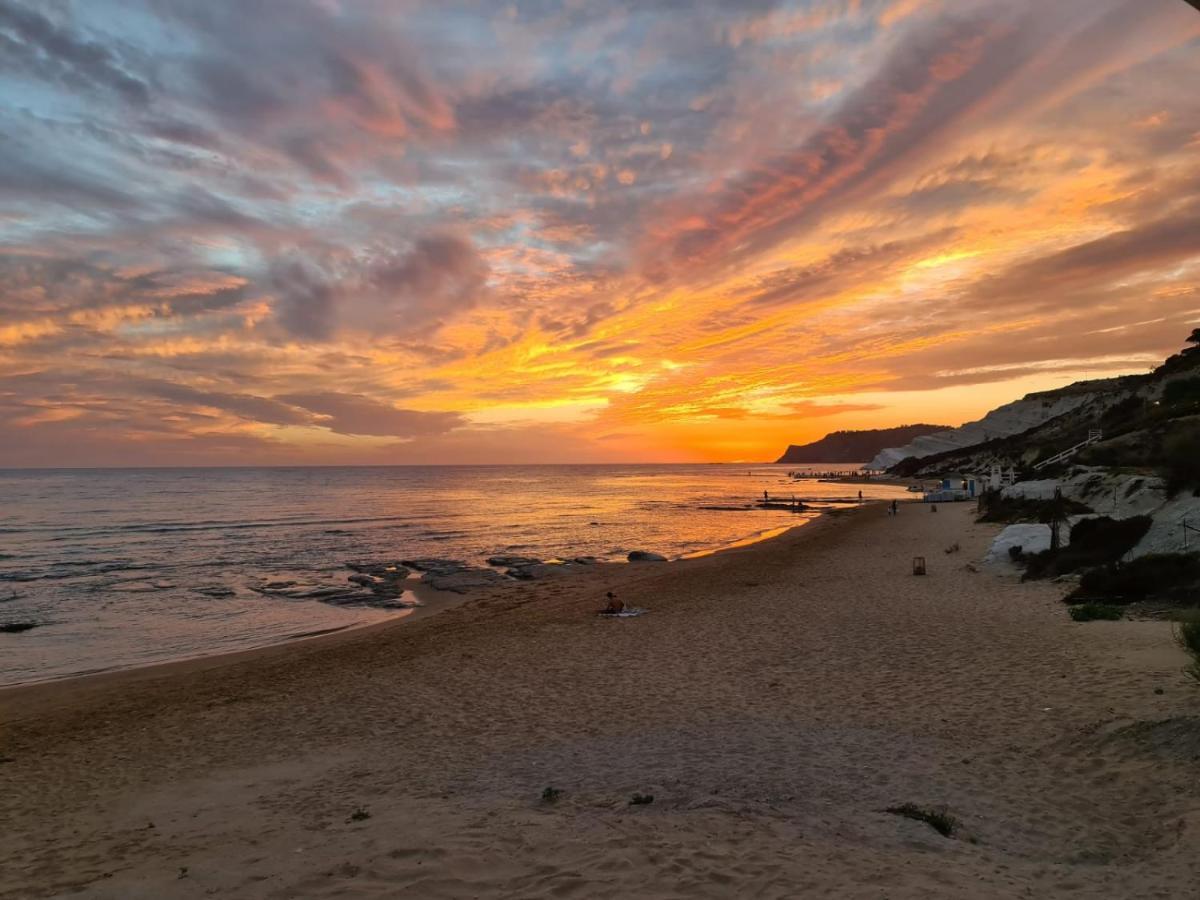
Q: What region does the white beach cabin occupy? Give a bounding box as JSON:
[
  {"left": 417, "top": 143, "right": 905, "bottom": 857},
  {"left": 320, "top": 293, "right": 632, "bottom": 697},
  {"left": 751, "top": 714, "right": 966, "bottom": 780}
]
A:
[{"left": 923, "top": 474, "right": 977, "bottom": 503}]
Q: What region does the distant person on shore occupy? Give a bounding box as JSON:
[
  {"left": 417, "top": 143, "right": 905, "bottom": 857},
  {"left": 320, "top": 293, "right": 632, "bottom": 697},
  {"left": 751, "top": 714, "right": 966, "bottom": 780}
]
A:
[
  {"left": 858, "top": 490, "right": 863, "bottom": 501},
  {"left": 891, "top": 499, "right": 899, "bottom": 516},
  {"left": 763, "top": 490, "right": 769, "bottom": 502}
]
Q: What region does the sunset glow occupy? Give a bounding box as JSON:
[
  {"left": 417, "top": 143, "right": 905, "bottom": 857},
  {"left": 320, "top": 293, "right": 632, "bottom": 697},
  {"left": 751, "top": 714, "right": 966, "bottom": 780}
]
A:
[{"left": 3, "top": 0, "right": 1200, "bottom": 465}]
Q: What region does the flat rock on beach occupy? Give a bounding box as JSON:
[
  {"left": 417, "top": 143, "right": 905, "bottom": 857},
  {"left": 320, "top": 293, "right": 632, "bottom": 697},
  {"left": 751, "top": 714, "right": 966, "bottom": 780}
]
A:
[{"left": 2, "top": 503, "right": 1198, "bottom": 898}]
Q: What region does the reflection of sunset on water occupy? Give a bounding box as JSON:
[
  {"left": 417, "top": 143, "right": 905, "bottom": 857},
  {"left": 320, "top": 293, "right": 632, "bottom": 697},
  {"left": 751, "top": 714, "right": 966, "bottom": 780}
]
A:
[{"left": 0, "top": 464, "right": 911, "bottom": 683}]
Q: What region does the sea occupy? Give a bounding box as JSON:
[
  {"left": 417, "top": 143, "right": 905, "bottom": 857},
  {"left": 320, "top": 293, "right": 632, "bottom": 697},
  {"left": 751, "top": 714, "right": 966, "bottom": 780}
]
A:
[{"left": 0, "top": 464, "right": 910, "bottom": 685}]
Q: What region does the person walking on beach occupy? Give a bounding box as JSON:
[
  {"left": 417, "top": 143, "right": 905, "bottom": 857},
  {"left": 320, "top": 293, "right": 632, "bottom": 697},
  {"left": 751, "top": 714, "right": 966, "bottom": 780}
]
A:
[
  {"left": 891, "top": 499, "right": 899, "bottom": 516},
  {"left": 763, "top": 489, "right": 769, "bottom": 502},
  {"left": 858, "top": 490, "right": 863, "bottom": 501}
]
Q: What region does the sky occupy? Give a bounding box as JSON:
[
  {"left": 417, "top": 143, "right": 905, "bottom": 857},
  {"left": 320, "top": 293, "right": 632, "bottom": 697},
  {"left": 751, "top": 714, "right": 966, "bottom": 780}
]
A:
[{"left": 2, "top": 0, "right": 1199, "bottom": 466}]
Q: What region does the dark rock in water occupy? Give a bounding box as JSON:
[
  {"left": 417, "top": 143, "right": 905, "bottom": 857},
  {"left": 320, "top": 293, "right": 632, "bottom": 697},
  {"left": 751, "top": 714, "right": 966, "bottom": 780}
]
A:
[
  {"left": 195, "top": 586, "right": 236, "bottom": 599},
  {"left": 508, "top": 561, "right": 602, "bottom": 580},
  {"left": 347, "top": 573, "right": 378, "bottom": 587},
  {"left": 347, "top": 561, "right": 409, "bottom": 578},
  {"left": 506, "top": 562, "right": 567, "bottom": 580},
  {"left": 376, "top": 597, "right": 420, "bottom": 610},
  {"left": 402, "top": 558, "right": 466, "bottom": 575},
  {"left": 627, "top": 551, "right": 668, "bottom": 562},
  {"left": 486, "top": 555, "right": 541, "bottom": 568},
  {"left": 303, "top": 587, "right": 364, "bottom": 602},
  {"left": 1, "top": 622, "right": 41, "bottom": 633},
  {"left": 265, "top": 580, "right": 297, "bottom": 590},
  {"left": 421, "top": 568, "right": 509, "bottom": 593}
]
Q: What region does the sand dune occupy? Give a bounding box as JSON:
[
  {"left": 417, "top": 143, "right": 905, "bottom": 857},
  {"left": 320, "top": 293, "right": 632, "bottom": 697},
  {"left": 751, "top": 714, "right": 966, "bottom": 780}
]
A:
[{"left": 2, "top": 503, "right": 1198, "bottom": 898}]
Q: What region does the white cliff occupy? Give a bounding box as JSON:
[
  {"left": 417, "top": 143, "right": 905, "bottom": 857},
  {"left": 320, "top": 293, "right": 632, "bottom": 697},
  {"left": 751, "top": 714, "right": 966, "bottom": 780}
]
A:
[
  {"left": 867, "top": 393, "right": 1096, "bottom": 470},
  {"left": 1001, "top": 468, "right": 1200, "bottom": 559}
]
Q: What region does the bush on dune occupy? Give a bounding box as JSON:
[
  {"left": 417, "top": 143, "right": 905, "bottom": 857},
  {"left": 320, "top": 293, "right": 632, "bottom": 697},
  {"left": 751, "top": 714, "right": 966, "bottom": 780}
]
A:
[
  {"left": 1069, "top": 603, "right": 1123, "bottom": 622},
  {"left": 976, "top": 491, "right": 1092, "bottom": 525},
  {"left": 1022, "top": 515, "right": 1152, "bottom": 581},
  {"left": 1068, "top": 553, "right": 1200, "bottom": 605},
  {"left": 1176, "top": 618, "right": 1200, "bottom": 683},
  {"left": 1162, "top": 426, "right": 1200, "bottom": 497}
]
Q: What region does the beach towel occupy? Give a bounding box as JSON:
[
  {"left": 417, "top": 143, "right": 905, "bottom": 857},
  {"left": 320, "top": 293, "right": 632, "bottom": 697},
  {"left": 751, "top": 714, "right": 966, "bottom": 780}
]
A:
[{"left": 598, "top": 608, "right": 647, "bottom": 618}]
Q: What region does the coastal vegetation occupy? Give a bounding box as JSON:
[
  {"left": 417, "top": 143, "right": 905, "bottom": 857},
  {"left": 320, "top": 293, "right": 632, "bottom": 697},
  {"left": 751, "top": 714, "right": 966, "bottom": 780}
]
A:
[
  {"left": 1021, "top": 516, "right": 1152, "bottom": 581},
  {"left": 976, "top": 490, "right": 1092, "bottom": 525},
  {"left": 1176, "top": 616, "right": 1200, "bottom": 682},
  {"left": 1068, "top": 553, "right": 1200, "bottom": 605},
  {"left": 1069, "top": 603, "right": 1123, "bottom": 622}
]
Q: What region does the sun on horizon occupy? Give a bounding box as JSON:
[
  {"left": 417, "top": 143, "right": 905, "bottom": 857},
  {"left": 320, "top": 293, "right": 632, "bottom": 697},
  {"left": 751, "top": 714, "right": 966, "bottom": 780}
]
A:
[{"left": 2, "top": 0, "right": 1199, "bottom": 466}]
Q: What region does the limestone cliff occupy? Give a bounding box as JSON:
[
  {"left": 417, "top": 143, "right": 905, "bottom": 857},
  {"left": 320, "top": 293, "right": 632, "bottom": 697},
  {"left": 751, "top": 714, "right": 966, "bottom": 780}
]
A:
[{"left": 775, "top": 425, "right": 948, "bottom": 464}]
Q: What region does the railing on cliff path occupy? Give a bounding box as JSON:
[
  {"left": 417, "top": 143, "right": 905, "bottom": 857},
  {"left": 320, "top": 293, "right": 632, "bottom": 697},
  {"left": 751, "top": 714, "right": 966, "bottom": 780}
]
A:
[{"left": 1031, "top": 429, "right": 1104, "bottom": 472}]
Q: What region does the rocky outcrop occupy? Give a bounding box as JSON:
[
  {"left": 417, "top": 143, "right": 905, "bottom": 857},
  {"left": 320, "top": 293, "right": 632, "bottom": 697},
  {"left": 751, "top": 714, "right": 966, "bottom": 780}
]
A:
[
  {"left": 486, "top": 555, "right": 541, "bottom": 568},
  {"left": 0, "top": 622, "right": 42, "bottom": 633},
  {"left": 1002, "top": 468, "right": 1200, "bottom": 560},
  {"left": 627, "top": 551, "right": 668, "bottom": 562},
  {"left": 421, "top": 568, "right": 509, "bottom": 593},
  {"left": 400, "top": 558, "right": 465, "bottom": 574},
  {"left": 983, "top": 523, "right": 1070, "bottom": 572},
  {"left": 868, "top": 393, "right": 1097, "bottom": 470},
  {"left": 251, "top": 560, "right": 418, "bottom": 609},
  {"left": 776, "top": 425, "right": 948, "bottom": 465}
]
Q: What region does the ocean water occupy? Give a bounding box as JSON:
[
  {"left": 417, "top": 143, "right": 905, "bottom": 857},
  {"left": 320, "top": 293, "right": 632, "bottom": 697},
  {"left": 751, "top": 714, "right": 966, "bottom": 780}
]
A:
[{"left": 0, "top": 464, "right": 909, "bottom": 685}]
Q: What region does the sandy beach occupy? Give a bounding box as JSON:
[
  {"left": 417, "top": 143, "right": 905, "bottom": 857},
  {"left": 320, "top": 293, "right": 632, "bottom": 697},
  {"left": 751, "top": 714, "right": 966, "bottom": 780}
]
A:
[{"left": 2, "top": 501, "right": 1198, "bottom": 899}]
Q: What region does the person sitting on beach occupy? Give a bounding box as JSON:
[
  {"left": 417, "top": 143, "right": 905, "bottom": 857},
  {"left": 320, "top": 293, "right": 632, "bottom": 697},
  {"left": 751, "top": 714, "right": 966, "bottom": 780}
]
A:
[{"left": 602, "top": 591, "right": 624, "bottom": 615}]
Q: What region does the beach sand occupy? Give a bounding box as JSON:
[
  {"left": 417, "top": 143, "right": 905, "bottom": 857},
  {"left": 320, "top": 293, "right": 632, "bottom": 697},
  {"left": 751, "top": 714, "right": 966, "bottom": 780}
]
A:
[{"left": 2, "top": 502, "right": 1198, "bottom": 898}]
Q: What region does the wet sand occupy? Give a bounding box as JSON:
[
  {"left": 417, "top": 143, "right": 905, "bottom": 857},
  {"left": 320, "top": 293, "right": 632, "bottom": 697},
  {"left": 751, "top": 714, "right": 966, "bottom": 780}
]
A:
[{"left": 2, "top": 502, "right": 1198, "bottom": 898}]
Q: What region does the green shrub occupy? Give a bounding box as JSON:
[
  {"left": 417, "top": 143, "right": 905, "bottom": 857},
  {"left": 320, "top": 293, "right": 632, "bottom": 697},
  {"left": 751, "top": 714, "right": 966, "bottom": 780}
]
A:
[
  {"left": 1176, "top": 619, "right": 1200, "bottom": 683},
  {"left": 1101, "top": 395, "right": 1149, "bottom": 435},
  {"left": 976, "top": 491, "right": 1092, "bottom": 524},
  {"left": 1069, "top": 603, "right": 1123, "bottom": 622},
  {"left": 1162, "top": 426, "right": 1200, "bottom": 497},
  {"left": 1162, "top": 377, "right": 1200, "bottom": 408},
  {"left": 1022, "top": 516, "right": 1152, "bottom": 580},
  {"left": 1070, "top": 553, "right": 1200, "bottom": 604},
  {"left": 1154, "top": 328, "right": 1200, "bottom": 376}
]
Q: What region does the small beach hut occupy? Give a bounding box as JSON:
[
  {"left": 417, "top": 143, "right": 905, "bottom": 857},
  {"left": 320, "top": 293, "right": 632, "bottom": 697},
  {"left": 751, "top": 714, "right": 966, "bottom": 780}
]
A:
[{"left": 924, "top": 473, "right": 976, "bottom": 502}]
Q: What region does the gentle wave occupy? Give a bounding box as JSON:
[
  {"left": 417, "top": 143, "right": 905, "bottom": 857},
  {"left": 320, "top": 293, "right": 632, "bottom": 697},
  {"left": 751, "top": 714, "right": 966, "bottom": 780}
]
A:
[
  {"left": 0, "top": 513, "right": 418, "bottom": 537},
  {"left": 0, "top": 463, "right": 906, "bottom": 685}
]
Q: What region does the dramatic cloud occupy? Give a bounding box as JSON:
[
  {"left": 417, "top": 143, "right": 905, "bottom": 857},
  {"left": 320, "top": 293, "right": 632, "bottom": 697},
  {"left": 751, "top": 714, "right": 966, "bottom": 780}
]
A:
[
  {"left": 1, "top": 0, "right": 1199, "bottom": 464},
  {"left": 276, "top": 391, "right": 465, "bottom": 437}
]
